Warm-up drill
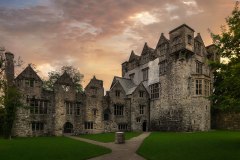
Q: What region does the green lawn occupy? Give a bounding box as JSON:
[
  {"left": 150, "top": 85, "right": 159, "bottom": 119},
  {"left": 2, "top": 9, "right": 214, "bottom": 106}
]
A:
[
  {"left": 0, "top": 136, "right": 111, "bottom": 160},
  {"left": 137, "top": 131, "right": 240, "bottom": 160},
  {"left": 79, "top": 132, "right": 142, "bottom": 142}
]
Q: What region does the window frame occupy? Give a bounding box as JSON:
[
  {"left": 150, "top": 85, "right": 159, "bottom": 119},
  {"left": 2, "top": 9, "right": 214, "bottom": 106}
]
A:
[{"left": 150, "top": 83, "right": 160, "bottom": 99}]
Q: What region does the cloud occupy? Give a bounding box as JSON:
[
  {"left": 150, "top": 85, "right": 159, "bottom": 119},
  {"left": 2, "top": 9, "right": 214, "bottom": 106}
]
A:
[{"left": 0, "top": 0, "right": 236, "bottom": 90}]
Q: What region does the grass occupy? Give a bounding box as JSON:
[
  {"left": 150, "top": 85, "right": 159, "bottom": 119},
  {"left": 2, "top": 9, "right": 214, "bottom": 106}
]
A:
[
  {"left": 0, "top": 136, "right": 111, "bottom": 160},
  {"left": 137, "top": 131, "right": 240, "bottom": 160},
  {"left": 79, "top": 132, "right": 142, "bottom": 142}
]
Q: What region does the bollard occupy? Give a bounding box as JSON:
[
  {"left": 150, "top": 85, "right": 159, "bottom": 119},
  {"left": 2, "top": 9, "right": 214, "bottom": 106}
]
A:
[{"left": 115, "top": 132, "right": 125, "bottom": 144}]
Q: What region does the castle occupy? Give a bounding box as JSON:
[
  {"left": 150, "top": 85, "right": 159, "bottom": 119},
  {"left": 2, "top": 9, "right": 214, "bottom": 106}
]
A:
[{"left": 3, "top": 24, "right": 219, "bottom": 136}]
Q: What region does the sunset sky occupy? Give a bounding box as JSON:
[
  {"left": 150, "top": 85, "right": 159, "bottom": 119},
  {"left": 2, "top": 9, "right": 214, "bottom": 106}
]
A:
[{"left": 0, "top": 0, "right": 237, "bottom": 90}]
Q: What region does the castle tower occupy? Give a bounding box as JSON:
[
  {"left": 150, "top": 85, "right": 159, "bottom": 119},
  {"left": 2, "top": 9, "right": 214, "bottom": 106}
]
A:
[
  {"left": 53, "top": 72, "right": 77, "bottom": 135},
  {"left": 84, "top": 76, "right": 104, "bottom": 133},
  {"left": 4, "top": 52, "right": 14, "bottom": 85},
  {"left": 169, "top": 24, "right": 195, "bottom": 60}
]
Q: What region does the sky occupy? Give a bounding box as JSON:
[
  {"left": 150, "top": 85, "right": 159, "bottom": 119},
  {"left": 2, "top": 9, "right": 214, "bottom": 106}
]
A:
[{"left": 0, "top": 0, "right": 237, "bottom": 90}]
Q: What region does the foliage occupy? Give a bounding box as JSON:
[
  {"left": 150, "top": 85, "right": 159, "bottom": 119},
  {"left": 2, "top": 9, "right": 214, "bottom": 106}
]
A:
[
  {"left": 43, "top": 66, "right": 84, "bottom": 93},
  {"left": 137, "top": 131, "right": 240, "bottom": 160},
  {"left": 210, "top": 2, "right": 240, "bottom": 111},
  {"left": 79, "top": 132, "right": 142, "bottom": 143},
  {"left": 0, "top": 136, "right": 111, "bottom": 160},
  {"left": 2, "top": 85, "right": 23, "bottom": 139},
  {"left": 0, "top": 47, "right": 23, "bottom": 138}
]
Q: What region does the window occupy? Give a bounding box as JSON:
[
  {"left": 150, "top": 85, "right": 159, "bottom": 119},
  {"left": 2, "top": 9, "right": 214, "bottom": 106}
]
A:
[
  {"left": 196, "top": 61, "right": 203, "bottom": 74},
  {"left": 129, "top": 73, "right": 135, "bottom": 80},
  {"left": 195, "top": 42, "right": 202, "bottom": 54},
  {"left": 114, "top": 104, "right": 124, "bottom": 116},
  {"left": 25, "top": 79, "right": 35, "bottom": 87},
  {"left": 85, "top": 122, "right": 93, "bottom": 129},
  {"left": 32, "top": 122, "right": 44, "bottom": 131},
  {"left": 29, "top": 99, "right": 48, "bottom": 114},
  {"left": 139, "top": 91, "right": 144, "bottom": 97},
  {"left": 150, "top": 83, "right": 160, "bottom": 99},
  {"left": 204, "top": 80, "right": 210, "bottom": 96},
  {"left": 115, "top": 90, "right": 120, "bottom": 97},
  {"left": 75, "top": 103, "right": 81, "bottom": 116},
  {"left": 142, "top": 68, "right": 149, "bottom": 81},
  {"left": 188, "top": 35, "right": 192, "bottom": 44},
  {"left": 173, "top": 36, "right": 180, "bottom": 44},
  {"left": 39, "top": 100, "right": 48, "bottom": 114},
  {"left": 159, "top": 60, "right": 167, "bottom": 75},
  {"left": 136, "top": 118, "right": 141, "bottom": 123},
  {"left": 65, "top": 101, "right": 73, "bottom": 115},
  {"left": 196, "top": 79, "right": 202, "bottom": 95},
  {"left": 139, "top": 105, "right": 145, "bottom": 114},
  {"left": 118, "top": 124, "right": 128, "bottom": 131},
  {"left": 104, "top": 113, "right": 109, "bottom": 121},
  {"left": 93, "top": 108, "right": 97, "bottom": 116}
]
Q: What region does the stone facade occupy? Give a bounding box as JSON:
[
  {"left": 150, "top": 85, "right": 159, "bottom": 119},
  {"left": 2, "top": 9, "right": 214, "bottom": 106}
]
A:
[{"left": 9, "top": 24, "right": 219, "bottom": 136}]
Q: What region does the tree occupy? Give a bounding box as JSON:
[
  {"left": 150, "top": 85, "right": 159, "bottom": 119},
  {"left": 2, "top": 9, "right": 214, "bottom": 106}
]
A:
[
  {"left": 0, "top": 47, "right": 23, "bottom": 139},
  {"left": 2, "top": 85, "right": 22, "bottom": 139},
  {"left": 43, "top": 66, "right": 84, "bottom": 92},
  {"left": 210, "top": 1, "right": 240, "bottom": 111}
]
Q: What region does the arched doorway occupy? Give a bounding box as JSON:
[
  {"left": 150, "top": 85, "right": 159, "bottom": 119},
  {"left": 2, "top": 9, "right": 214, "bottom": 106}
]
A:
[
  {"left": 142, "top": 121, "right": 147, "bottom": 132},
  {"left": 63, "top": 122, "right": 73, "bottom": 134}
]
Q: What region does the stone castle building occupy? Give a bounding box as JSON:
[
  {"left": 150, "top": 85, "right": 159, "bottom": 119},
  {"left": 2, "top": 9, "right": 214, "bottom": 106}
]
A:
[{"left": 5, "top": 24, "right": 218, "bottom": 136}]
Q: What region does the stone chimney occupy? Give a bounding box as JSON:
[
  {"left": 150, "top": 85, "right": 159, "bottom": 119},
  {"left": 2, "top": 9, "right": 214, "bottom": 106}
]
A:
[{"left": 5, "top": 52, "right": 14, "bottom": 86}]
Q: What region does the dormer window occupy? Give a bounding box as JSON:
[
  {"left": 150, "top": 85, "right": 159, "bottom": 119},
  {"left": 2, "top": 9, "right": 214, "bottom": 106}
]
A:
[{"left": 188, "top": 35, "right": 192, "bottom": 45}]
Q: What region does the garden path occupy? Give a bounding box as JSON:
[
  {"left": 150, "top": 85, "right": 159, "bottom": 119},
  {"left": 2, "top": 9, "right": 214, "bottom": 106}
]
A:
[{"left": 68, "top": 132, "right": 150, "bottom": 160}]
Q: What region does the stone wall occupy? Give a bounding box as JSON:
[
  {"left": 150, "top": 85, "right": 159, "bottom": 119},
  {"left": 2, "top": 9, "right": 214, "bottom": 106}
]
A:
[{"left": 212, "top": 112, "right": 240, "bottom": 130}]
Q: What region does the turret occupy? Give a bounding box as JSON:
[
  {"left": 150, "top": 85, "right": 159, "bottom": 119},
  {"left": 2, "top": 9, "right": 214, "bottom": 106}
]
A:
[
  {"left": 5, "top": 52, "right": 14, "bottom": 85},
  {"left": 169, "top": 24, "right": 195, "bottom": 59}
]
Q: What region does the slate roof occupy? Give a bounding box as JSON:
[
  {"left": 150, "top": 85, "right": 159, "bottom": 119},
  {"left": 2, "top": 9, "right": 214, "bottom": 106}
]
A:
[
  {"left": 111, "top": 76, "right": 137, "bottom": 95},
  {"left": 15, "top": 64, "right": 42, "bottom": 81}
]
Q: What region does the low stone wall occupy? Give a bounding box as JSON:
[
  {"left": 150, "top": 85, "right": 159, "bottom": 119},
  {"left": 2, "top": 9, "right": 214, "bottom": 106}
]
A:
[{"left": 212, "top": 112, "right": 240, "bottom": 130}]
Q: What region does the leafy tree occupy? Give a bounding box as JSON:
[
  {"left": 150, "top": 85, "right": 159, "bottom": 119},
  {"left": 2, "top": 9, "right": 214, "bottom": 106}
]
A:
[
  {"left": 2, "top": 85, "right": 23, "bottom": 139},
  {"left": 43, "top": 66, "right": 84, "bottom": 92},
  {"left": 0, "top": 47, "right": 23, "bottom": 139},
  {"left": 210, "top": 1, "right": 240, "bottom": 111}
]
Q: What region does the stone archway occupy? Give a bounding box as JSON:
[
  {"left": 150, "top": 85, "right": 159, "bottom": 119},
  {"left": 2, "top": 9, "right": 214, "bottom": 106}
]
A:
[{"left": 63, "top": 122, "right": 73, "bottom": 134}]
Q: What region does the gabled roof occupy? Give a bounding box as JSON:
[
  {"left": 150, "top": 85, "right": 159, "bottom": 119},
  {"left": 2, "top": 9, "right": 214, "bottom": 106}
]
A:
[
  {"left": 110, "top": 76, "right": 137, "bottom": 95},
  {"left": 85, "top": 75, "right": 103, "bottom": 90},
  {"left": 129, "top": 50, "right": 140, "bottom": 62},
  {"left": 156, "top": 33, "right": 169, "bottom": 48},
  {"left": 55, "top": 71, "right": 74, "bottom": 86},
  {"left": 194, "top": 33, "right": 204, "bottom": 44},
  {"left": 15, "top": 64, "right": 42, "bottom": 81},
  {"left": 141, "top": 42, "right": 154, "bottom": 55},
  {"left": 131, "top": 82, "right": 149, "bottom": 96}
]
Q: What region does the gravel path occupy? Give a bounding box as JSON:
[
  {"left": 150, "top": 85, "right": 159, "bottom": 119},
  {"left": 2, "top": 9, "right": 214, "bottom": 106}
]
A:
[{"left": 68, "top": 132, "right": 150, "bottom": 160}]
